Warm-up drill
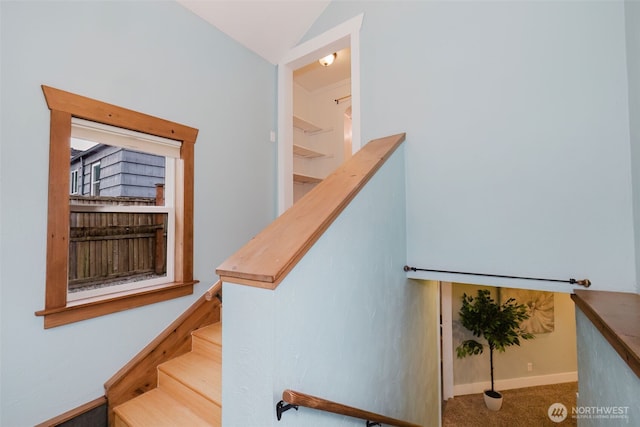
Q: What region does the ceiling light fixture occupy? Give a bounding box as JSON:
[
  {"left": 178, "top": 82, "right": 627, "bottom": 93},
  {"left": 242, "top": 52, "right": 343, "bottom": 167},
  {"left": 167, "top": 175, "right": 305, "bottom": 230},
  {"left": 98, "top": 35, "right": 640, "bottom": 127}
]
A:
[{"left": 319, "top": 53, "right": 337, "bottom": 67}]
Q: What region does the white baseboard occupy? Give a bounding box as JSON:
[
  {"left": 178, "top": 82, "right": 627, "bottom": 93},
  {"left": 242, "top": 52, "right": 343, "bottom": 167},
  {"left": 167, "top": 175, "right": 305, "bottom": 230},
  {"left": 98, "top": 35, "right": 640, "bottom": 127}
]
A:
[{"left": 453, "top": 371, "right": 578, "bottom": 396}]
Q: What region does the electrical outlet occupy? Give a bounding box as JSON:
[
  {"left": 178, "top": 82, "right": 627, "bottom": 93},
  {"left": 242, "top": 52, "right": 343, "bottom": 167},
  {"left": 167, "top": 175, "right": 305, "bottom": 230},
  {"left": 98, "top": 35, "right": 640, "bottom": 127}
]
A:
[{"left": 527, "top": 362, "right": 533, "bottom": 372}]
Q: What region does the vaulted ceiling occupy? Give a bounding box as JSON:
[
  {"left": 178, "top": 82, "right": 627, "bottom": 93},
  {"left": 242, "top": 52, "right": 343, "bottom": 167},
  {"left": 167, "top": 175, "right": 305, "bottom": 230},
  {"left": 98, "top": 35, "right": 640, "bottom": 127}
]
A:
[{"left": 177, "top": 1, "right": 331, "bottom": 65}]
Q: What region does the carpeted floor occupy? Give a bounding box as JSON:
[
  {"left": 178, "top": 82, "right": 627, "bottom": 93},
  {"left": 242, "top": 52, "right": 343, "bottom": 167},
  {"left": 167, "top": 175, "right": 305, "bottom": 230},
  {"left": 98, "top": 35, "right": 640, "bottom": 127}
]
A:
[{"left": 442, "top": 382, "right": 578, "bottom": 427}]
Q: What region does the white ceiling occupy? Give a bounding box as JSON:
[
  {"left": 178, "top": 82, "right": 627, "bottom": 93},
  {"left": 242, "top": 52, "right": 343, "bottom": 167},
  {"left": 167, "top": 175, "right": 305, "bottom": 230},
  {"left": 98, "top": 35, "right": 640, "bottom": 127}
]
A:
[
  {"left": 293, "top": 47, "right": 351, "bottom": 92},
  {"left": 177, "top": 0, "right": 331, "bottom": 65}
]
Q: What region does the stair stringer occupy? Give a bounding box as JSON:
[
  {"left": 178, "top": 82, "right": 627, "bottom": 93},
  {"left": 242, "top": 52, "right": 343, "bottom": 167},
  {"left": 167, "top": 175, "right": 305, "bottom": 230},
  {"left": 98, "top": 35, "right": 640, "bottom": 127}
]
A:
[{"left": 105, "top": 281, "right": 222, "bottom": 426}]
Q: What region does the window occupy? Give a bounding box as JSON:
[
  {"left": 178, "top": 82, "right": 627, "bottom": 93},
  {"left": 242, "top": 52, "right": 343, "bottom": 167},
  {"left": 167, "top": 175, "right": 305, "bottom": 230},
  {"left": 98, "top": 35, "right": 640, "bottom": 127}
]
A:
[
  {"left": 70, "top": 169, "right": 79, "bottom": 194},
  {"left": 36, "top": 85, "right": 199, "bottom": 328},
  {"left": 67, "top": 119, "right": 178, "bottom": 302},
  {"left": 90, "top": 162, "right": 101, "bottom": 196}
]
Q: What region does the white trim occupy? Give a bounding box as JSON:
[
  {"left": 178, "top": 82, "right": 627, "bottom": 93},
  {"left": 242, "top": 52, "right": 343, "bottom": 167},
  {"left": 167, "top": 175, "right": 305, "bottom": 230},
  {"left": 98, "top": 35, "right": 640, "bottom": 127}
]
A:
[
  {"left": 440, "top": 282, "right": 454, "bottom": 400},
  {"left": 67, "top": 276, "right": 171, "bottom": 302},
  {"left": 90, "top": 162, "right": 101, "bottom": 196},
  {"left": 71, "top": 118, "right": 181, "bottom": 158},
  {"left": 163, "top": 159, "right": 176, "bottom": 283},
  {"left": 280, "top": 14, "right": 363, "bottom": 67},
  {"left": 436, "top": 281, "right": 444, "bottom": 427},
  {"left": 67, "top": 280, "right": 176, "bottom": 304},
  {"left": 278, "top": 62, "right": 294, "bottom": 211},
  {"left": 70, "top": 169, "right": 79, "bottom": 194},
  {"left": 70, "top": 205, "right": 170, "bottom": 213},
  {"left": 277, "top": 14, "right": 363, "bottom": 214},
  {"left": 453, "top": 371, "right": 578, "bottom": 396},
  {"left": 349, "top": 26, "right": 361, "bottom": 156}
]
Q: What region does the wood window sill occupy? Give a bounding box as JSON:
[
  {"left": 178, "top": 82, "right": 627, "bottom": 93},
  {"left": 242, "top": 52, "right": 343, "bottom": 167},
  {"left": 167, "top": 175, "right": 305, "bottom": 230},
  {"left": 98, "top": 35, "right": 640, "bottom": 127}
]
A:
[
  {"left": 35, "top": 281, "right": 197, "bottom": 328},
  {"left": 571, "top": 290, "right": 640, "bottom": 378}
]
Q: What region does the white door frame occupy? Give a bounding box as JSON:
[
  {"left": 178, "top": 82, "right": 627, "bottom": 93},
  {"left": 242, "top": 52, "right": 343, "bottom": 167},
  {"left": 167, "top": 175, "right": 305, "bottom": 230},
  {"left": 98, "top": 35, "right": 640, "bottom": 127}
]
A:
[
  {"left": 277, "top": 14, "right": 363, "bottom": 214},
  {"left": 440, "top": 281, "right": 454, "bottom": 400}
]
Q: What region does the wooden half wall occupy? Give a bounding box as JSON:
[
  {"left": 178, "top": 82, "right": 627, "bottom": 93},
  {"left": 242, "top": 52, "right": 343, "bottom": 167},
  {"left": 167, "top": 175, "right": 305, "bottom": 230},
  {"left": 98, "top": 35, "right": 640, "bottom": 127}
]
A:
[{"left": 216, "top": 133, "right": 406, "bottom": 289}]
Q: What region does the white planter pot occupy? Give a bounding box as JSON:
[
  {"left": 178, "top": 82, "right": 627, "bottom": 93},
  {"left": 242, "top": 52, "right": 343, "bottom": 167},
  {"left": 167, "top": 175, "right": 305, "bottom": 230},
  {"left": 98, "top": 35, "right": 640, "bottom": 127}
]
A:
[{"left": 483, "top": 390, "right": 503, "bottom": 411}]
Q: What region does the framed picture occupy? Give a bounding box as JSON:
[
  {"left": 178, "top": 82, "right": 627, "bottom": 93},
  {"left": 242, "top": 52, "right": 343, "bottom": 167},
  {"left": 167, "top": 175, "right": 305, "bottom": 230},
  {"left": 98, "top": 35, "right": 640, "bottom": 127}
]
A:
[{"left": 500, "top": 288, "right": 554, "bottom": 334}]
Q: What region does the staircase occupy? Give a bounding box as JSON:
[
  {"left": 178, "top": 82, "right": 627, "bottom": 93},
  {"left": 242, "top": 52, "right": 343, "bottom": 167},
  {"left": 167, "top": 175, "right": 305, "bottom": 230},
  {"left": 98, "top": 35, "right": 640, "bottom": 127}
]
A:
[{"left": 113, "top": 322, "right": 222, "bottom": 427}]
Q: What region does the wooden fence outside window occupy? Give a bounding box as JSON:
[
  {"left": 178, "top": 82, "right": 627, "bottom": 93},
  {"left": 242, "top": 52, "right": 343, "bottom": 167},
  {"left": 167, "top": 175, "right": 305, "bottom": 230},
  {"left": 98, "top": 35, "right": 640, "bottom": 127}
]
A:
[{"left": 68, "top": 187, "right": 166, "bottom": 291}]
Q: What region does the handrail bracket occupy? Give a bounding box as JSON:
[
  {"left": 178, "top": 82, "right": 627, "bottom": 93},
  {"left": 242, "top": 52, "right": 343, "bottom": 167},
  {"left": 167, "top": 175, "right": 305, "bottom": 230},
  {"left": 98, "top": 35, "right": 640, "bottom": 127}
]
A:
[
  {"left": 276, "top": 400, "right": 299, "bottom": 421},
  {"left": 367, "top": 421, "right": 381, "bottom": 427}
]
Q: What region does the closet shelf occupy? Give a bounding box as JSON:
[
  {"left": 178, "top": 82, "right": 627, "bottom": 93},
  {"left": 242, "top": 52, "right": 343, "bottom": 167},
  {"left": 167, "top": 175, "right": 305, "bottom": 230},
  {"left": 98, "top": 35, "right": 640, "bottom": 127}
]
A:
[
  {"left": 293, "top": 144, "right": 325, "bottom": 159},
  {"left": 293, "top": 116, "right": 322, "bottom": 134},
  {"left": 293, "top": 173, "right": 323, "bottom": 184}
]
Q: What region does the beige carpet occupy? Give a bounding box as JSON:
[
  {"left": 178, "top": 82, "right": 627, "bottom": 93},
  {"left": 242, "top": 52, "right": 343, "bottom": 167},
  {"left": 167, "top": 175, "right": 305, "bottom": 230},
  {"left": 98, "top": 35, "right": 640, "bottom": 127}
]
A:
[{"left": 442, "top": 382, "right": 578, "bottom": 427}]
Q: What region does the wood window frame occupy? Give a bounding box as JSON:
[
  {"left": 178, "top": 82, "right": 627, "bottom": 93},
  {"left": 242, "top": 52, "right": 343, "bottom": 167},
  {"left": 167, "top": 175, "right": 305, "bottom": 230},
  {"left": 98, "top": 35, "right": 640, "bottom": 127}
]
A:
[{"left": 36, "top": 85, "right": 198, "bottom": 328}]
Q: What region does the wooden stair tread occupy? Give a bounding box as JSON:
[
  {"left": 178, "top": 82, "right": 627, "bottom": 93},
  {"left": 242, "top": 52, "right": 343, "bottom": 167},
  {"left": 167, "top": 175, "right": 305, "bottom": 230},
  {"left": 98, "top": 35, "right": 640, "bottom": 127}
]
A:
[
  {"left": 114, "top": 388, "right": 216, "bottom": 427},
  {"left": 193, "top": 322, "right": 221, "bottom": 346},
  {"left": 158, "top": 352, "right": 221, "bottom": 404}
]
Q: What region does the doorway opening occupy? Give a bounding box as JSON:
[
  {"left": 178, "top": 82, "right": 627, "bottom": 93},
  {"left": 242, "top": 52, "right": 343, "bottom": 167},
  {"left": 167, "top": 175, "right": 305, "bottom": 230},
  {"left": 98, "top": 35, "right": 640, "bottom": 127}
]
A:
[
  {"left": 441, "top": 281, "right": 578, "bottom": 408},
  {"left": 277, "top": 14, "right": 363, "bottom": 213},
  {"left": 291, "top": 48, "right": 352, "bottom": 203}
]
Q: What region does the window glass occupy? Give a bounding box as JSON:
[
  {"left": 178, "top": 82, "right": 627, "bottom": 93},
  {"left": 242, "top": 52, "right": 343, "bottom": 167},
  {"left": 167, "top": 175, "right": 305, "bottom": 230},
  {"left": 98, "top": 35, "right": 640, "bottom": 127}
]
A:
[
  {"left": 67, "top": 121, "right": 177, "bottom": 301},
  {"left": 90, "top": 162, "right": 101, "bottom": 196},
  {"left": 70, "top": 170, "right": 79, "bottom": 194}
]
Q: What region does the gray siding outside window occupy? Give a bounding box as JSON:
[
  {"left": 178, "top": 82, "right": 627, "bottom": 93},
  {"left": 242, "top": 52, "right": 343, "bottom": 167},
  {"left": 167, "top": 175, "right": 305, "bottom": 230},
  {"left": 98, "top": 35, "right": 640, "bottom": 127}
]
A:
[{"left": 70, "top": 145, "right": 165, "bottom": 198}]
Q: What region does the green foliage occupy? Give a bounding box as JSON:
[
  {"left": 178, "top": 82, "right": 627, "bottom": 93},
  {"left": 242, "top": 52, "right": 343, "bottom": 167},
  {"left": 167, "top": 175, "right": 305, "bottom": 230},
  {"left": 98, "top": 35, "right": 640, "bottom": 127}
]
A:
[{"left": 455, "top": 288, "right": 535, "bottom": 392}]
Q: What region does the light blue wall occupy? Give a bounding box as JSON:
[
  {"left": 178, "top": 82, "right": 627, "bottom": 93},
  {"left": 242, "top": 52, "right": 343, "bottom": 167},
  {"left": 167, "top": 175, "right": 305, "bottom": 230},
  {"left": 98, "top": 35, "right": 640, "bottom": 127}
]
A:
[
  {"left": 0, "top": 1, "right": 275, "bottom": 424},
  {"left": 223, "top": 146, "right": 441, "bottom": 427},
  {"left": 575, "top": 308, "right": 640, "bottom": 426},
  {"left": 626, "top": 1, "right": 640, "bottom": 295},
  {"left": 304, "top": 1, "right": 634, "bottom": 293}
]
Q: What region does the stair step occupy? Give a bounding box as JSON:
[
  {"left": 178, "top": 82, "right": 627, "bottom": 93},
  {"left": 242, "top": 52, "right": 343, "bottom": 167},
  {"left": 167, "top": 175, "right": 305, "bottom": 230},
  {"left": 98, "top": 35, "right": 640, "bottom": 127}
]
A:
[
  {"left": 192, "top": 323, "right": 222, "bottom": 360},
  {"left": 114, "top": 321, "right": 223, "bottom": 426},
  {"left": 114, "top": 388, "right": 216, "bottom": 427},
  {"left": 193, "top": 322, "right": 222, "bottom": 345},
  {"left": 158, "top": 351, "right": 221, "bottom": 405}
]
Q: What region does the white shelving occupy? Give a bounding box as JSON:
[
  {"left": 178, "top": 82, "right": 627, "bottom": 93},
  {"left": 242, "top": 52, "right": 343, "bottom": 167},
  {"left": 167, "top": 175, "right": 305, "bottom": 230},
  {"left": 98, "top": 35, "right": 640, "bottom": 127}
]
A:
[
  {"left": 293, "top": 144, "right": 324, "bottom": 184},
  {"left": 293, "top": 144, "right": 324, "bottom": 159},
  {"left": 293, "top": 116, "right": 322, "bottom": 134},
  {"left": 293, "top": 173, "right": 323, "bottom": 184},
  {"left": 293, "top": 116, "right": 325, "bottom": 188}
]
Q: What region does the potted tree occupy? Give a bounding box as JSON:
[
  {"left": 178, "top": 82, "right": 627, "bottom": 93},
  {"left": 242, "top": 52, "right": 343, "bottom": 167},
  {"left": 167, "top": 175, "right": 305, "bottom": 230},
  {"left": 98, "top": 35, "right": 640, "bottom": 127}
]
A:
[{"left": 456, "top": 289, "right": 534, "bottom": 411}]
